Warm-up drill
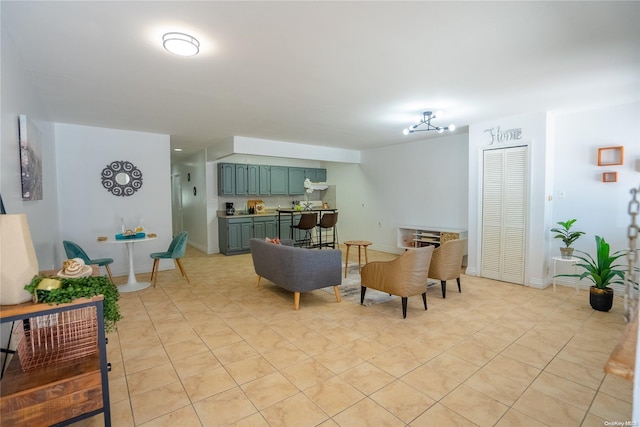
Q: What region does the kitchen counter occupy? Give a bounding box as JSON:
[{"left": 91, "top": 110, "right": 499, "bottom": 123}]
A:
[{"left": 217, "top": 210, "right": 279, "bottom": 218}]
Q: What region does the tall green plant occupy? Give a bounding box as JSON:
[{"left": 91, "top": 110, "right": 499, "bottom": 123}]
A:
[
  {"left": 559, "top": 235, "right": 626, "bottom": 289},
  {"left": 551, "top": 219, "right": 585, "bottom": 247}
]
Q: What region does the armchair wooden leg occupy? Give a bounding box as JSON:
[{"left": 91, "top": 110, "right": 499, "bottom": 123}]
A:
[
  {"left": 333, "top": 285, "right": 342, "bottom": 302},
  {"left": 401, "top": 297, "right": 408, "bottom": 319},
  {"left": 441, "top": 280, "right": 447, "bottom": 298},
  {"left": 457, "top": 277, "right": 461, "bottom": 293},
  {"left": 104, "top": 264, "right": 114, "bottom": 285},
  {"left": 255, "top": 275, "right": 262, "bottom": 287},
  {"left": 175, "top": 258, "right": 190, "bottom": 283},
  {"left": 151, "top": 259, "right": 160, "bottom": 287},
  {"left": 422, "top": 292, "right": 427, "bottom": 310},
  {"left": 360, "top": 286, "right": 367, "bottom": 304},
  {"left": 294, "top": 292, "right": 300, "bottom": 310}
]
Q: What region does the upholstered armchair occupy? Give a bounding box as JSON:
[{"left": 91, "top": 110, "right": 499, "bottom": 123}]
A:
[
  {"left": 428, "top": 238, "right": 467, "bottom": 298},
  {"left": 360, "top": 245, "right": 434, "bottom": 318}
]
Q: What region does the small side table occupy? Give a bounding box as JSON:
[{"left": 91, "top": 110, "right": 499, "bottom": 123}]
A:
[
  {"left": 344, "top": 240, "right": 372, "bottom": 278},
  {"left": 552, "top": 256, "right": 579, "bottom": 293}
]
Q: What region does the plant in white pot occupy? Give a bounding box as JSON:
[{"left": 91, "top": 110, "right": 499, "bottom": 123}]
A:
[
  {"left": 557, "top": 235, "right": 626, "bottom": 312},
  {"left": 551, "top": 219, "right": 585, "bottom": 259}
]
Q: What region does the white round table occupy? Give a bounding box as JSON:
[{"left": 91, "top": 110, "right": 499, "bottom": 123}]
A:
[
  {"left": 102, "top": 235, "right": 157, "bottom": 292},
  {"left": 552, "top": 256, "right": 579, "bottom": 293}
]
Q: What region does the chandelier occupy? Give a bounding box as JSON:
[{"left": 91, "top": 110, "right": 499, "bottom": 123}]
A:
[{"left": 403, "top": 111, "right": 455, "bottom": 135}]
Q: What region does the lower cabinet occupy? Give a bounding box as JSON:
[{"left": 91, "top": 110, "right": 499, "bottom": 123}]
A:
[
  {"left": 219, "top": 217, "right": 253, "bottom": 255},
  {"left": 253, "top": 216, "right": 277, "bottom": 240}
]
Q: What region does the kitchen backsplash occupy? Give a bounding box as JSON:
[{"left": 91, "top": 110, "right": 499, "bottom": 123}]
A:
[{"left": 220, "top": 186, "right": 337, "bottom": 214}]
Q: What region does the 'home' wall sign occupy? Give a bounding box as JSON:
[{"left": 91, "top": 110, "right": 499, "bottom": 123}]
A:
[{"left": 484, "top": 126, "right": 523, "bottom": 144}]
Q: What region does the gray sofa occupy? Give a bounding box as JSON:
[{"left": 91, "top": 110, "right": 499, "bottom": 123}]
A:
[{"left": 249, "top": 238, "right": 342, "bottom": 310}]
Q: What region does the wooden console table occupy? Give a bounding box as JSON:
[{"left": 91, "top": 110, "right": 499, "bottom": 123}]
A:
[{"left": 0, "top": 296, "right": 111, "bottom": 426}]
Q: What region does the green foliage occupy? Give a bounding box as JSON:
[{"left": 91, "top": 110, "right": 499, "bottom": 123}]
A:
[
  {"left": 557, "top": 235, "right": 626, "bottom": 289},
  {"left": 550, "top": 218, "right": 585, "bottom": 247},
  {"left": 24, "top": 275, "right": 122, "bottom": 332}
]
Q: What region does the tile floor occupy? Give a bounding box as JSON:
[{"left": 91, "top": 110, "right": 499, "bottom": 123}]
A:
[{"left": 73, "top": 246, "right": 633, "bottom": 426}]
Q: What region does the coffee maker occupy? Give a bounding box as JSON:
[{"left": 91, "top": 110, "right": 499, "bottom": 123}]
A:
[{"left": 225, "top": 202, "right": 235, "bottom": 216}]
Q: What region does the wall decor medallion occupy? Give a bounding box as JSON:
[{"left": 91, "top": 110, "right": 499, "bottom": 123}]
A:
[{"left": 101, "top": 161, "right": 143, "bottom": 197}]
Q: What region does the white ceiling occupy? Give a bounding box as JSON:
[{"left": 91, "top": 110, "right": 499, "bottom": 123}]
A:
[{"left": 3, "top": 1, "right": 639, "bottom": 159}]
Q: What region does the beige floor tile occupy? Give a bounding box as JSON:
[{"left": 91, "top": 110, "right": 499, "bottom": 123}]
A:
[
  {"left": 400, "top": 364, "right": 461, "bottom": 401},
  {"left": 588, "top": 391, "right": 633, "bottom": 422},
  {"left": 290, "top": 328, "right": 340, "bottom": 356},
  {"left": 425, "top": 352, "right": 480, "bottom": 383},
  {"left": 303, "top": 376, "right": 365, "bottom": 416},
  {"left": 410, "top": 403, "right": 476, "bottom": 427},
  {"left": 369, "top": 346, "right": 423, "bottom": 378},
  {"left": 193, "top": 386, "right": 258, "bottom": 426},
  {"left": 162, "top": 336, "right": 209, "bottom": 362},
  {"left": 464, "top": 368, "right": 527, "bottom": 406},
  {"left": 241, "top": 371, "right": 299, "bottom": 410},
  {"left": 123, "top": 345, "right": 171, "bottom": 375},
  {"left": 530, "top": 371, "right": 596, "bottom": 410},
  {"left": 448, "top": 336, "right": 497, "bottom": 366},
  {"left": 171, "top": 350, "right": 220, "bottom": 379},
  {"left": 261, "top": 341, "right": 310, "bottom": 370},
  {"left": 181, "top": 365, "right": 237, "bottom": 402},
  {"left": 126, "top": 363, "right": 179, "bottom": 397},
  {"left": 544, "top": 356, "right": 604, "bottom": 390},
  {"left": 108, "top": 375, "right": 130, "bottom": 404},
  {"left": 332, "top": 397, "right": 405, "bottom": 427},
  {"left": 199, "top": 326, "right": 244, "bottom": 349},
  {"left": 339, "top": 361, "right": 396, "bottom": 395},
  {"left": 314, "top": 346, "right": 365, "bottom": 375},
  {"left": 440, "top": 385, "right": 508, "bottom": 426},
  {"left": 494, "top": 408, "right": 548, "bottom": 427},
  {"left": 339, "top": 336, "right": 391, "bottom": 360},
  {"left": 130, "top": 381, "right": 191, "bottom": 425},
  {"left": 512, "top": 387, "right": 585, "bottom": 426},
  {"left": 225, "top": 353, "right": 278, "bottom": 385},
  {"left": 281, "top": 358, "right": 336, "bottom": 391},
  {"left": 501, "top": 342, "right": 555, "bottom": 370},
  {"left": 260, "top": 392, "right": 329, "bottom": 427},
  {"left": 370, "top": 380, "right": 435, "bottom": 423},
  {"left": 599, "top": 374, "right": 634, "bottom": 404},
  {"left": 482, "top": 354, "right": 540, "bottom": 387},
  {"left": 228, "top": 412, "right": 270, "bottom": 427},
  {"left": 138, "top": 405, "right": 202, "bottom": 427},
  {"left": 212, "top": 340, "right": 258, "bottom": 364}
]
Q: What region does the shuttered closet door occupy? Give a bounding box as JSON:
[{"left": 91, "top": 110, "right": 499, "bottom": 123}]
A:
[{"left": 481, "top": 146, "right": 527, "bottom": 284}]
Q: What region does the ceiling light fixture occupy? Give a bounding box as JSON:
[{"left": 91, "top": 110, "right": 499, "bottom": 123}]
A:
[
  {"left": 402, "top": 111, "right": 455, "bottom": 135},
  {"left": 163, "top": 32, "right": 200, "bottom": 57}
]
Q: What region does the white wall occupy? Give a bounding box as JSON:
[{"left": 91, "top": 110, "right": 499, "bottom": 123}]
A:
[
  {"left": 55, "top": 124, "right": 172, "bottom": 276},
  {"left": 1, "top": 26, "right": 61, "bottom": 269},
  {"left": 328, "top": 132, "right": 469, "bottom": 254}
]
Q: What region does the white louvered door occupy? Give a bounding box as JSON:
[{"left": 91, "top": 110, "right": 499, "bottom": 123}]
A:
[{"left": 481, "top": 146, "right": 527, "bottom": 284}]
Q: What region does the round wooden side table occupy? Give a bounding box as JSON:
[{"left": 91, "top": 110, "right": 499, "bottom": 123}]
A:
[{"left": 344, "top": 240, "right": 372, "bottom": 278}]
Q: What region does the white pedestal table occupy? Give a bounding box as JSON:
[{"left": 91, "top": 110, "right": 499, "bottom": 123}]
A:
[{"left": 102, "top": 235, "right": 157, "bottom": 292}]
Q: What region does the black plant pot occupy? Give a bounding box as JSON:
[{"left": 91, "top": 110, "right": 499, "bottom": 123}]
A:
[{"left": 589, "top": 286, "right": 614, "bottom": 312}]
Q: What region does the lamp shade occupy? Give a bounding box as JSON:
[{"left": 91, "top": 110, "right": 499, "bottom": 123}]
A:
[{"left": 0, "top": 214, "right": 38, "bottom": 305}]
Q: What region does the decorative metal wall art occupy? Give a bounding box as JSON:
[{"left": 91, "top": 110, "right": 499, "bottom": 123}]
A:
[{"left": 101, "top": 161, "right": 143, "bottom": 197}]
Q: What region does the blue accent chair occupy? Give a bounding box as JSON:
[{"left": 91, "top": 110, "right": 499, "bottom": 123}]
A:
[
  {"left": 149, "top": 231, "right": 189, "bottom": 287},
  {"left": 63, "top": 240, "right": 114, "bottom": 283}
]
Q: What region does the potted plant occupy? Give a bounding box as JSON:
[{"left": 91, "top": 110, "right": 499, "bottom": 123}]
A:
[
  {"left": 551, "top": 219, "right": 585, "bottom": 259},
  {"left": 557, "top": 235, "right": 626, "bottom": 312}
]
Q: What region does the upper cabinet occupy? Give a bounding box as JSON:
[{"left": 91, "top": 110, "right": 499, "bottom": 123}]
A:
[{"left": 218, "top": 163, "right": 326, "bottom": 196}]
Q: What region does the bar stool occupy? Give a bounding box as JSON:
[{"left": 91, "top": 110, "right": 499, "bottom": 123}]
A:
[
  {"left": 317, "top": 212, "right": 339, "bottom": 249},
  {"left": 291, "top": 212, "right": 318, "bottom": 248}
]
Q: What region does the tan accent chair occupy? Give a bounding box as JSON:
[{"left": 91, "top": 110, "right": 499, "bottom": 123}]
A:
[
  {"left": 360, "top": 245, "right": 434, "bottom": 318},
  {"left": 428, "top": 238, "right": 467, "bottom": 298}
]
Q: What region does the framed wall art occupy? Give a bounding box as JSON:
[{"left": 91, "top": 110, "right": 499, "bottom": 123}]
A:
[{"left": 18, "top": 114, "right": 43, "bottom": 201}]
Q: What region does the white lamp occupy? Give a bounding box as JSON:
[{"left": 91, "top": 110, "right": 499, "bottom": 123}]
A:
[
  {"left": 0, "top": 214, "right": 38, "bottom": 305},
  {"left": 163, "top": 32, "right": 200, "bottom": 57}
]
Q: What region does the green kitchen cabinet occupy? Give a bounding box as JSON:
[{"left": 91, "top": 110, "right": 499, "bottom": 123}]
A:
[
  {"left": 288, "top": 168, "right": 305, "bottom": 195},
  {"left": 270, "top": 166, "right": 288, "bottom": 195},
  {"left": 219, "top": 217, "right": 253, "bottom": 255},
  {"left": 235, "top": 164, "right": 248, "bottom": 195},
  {"left": 218, "top": 163, "right": 235, "bottom": 195},
  {"left": 253, "top": 215, "right": 278, "bottom": 239},
  {"left": 248, "top": 164, "right": 259, "bottom": 195},
  {"left": 259, "top": 165, "right": 271, "bottom": 195},
  {"left": 315, "top": 168, "right": 327, "bottom": 182}
]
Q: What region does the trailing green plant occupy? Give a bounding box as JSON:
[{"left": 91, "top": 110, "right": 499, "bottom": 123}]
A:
[
  {"left": 24, "top": 275, "right": 122, "bottom": 332},
  {"left": 557, "top": 235, "right": 626, "bottom": 289},
  {"left": 551, "top": 219, "right": 585, "bottom": 247}
]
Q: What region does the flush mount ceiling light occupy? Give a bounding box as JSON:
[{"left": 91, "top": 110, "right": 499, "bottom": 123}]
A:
[
  {"left": 402, "top": 111, "right": 455, "bottom": 135},
  {"left": 163, "top": 32, "right": 200, "bottom": 57}
]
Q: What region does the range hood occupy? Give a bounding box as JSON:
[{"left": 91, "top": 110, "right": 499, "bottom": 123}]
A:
[{"left": 309, "top": 182, "right": 329, "bottom": 191}]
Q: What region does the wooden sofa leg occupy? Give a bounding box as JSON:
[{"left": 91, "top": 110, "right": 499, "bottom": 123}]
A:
[
  {"left": 255, "top": 275, "right": 262, "bottom": 287},
  {"left": 333, "top": 285, "right": 342, "bottom": 302},
  {"left": 294, "top": 292, "right": 300, "bottom": 310}
]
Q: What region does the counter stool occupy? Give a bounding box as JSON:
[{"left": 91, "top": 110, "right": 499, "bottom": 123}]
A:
[
  {"left": 292, "top": 213, "right": 318, "bottom": 248},
  {"left": 317, "top": 212, "right": 339, "bottom": 249},
  {"left": 344, "top": 240, "right": 372, "bottom": 278}
]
